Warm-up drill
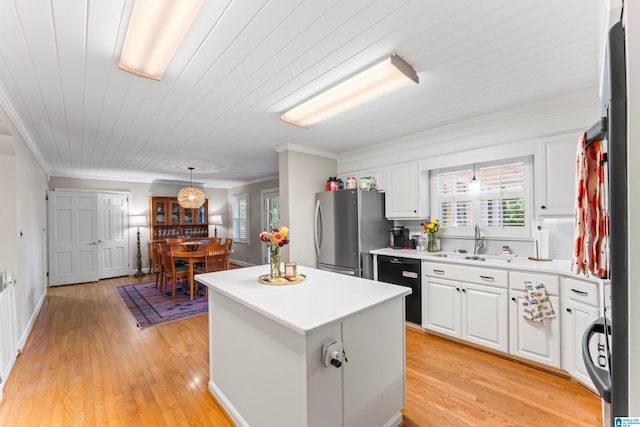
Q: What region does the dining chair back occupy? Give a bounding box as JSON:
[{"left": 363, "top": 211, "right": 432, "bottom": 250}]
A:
[
  {"left": 201, "top": 244, "right": 229, "bottom": 273},
  {"left": 209, "top": 237, "right": 222, "bottom": 244},
  {"left": 165, "top": 237, "right": 186, "bottom": 245},
  {"left": 160, "top": 245, "right": 190, "bottom": 299}
]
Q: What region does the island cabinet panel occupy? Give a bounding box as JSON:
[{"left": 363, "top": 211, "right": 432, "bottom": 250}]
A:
[{"left": 201, "top": 266, "right": 407, "bottom": 427}]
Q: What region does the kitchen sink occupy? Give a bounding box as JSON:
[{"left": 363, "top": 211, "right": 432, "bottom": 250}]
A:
[{"left": 428, "top": 252, "right": 513, "bottom": 263}]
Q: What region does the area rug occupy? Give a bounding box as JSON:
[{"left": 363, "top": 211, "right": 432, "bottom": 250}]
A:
[{"left": 116, "top": 281, "right": 208, "bottom": 329}]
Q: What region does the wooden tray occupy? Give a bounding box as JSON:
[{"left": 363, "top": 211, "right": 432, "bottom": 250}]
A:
[{"left": 258, "top": 273, "right": 306, "bottom": 286}]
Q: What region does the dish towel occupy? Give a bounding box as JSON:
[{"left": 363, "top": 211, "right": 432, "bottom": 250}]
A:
[
  {"left": 571, "top": 132, "right": 608, "bottom": 278},
  {"left": 522, "top": 281, "right": 556, "bottom": 322}
]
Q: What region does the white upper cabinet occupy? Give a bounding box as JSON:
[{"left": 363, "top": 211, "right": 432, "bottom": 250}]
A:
[
  {"left": 535, "top": 131, "right": 580, "bottom": 216},
  {"left": 383, "top": 161, "right": 428, "bottom": 219}
]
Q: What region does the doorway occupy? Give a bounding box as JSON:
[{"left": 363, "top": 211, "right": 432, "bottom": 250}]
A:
[
  {"left": 261, "top": 188, "right": 280, "bottom": 264},
  {"left": 48, "top": 190, "right": 130, "bottom": 286}
]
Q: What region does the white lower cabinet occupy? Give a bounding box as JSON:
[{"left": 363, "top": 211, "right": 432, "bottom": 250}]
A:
[
  {"left": 508, "top": 271, "right": 561, "bottom": 368},
  {"left": 423, "top": 277, "right": 461, "bottom": 337},
  {"left": 422, "top": 262, "right": 508, "bottom": 353},
  {"left": 509, "top": 290, "right": 561, "bottom": 367},
  {"left": 419, "top": 259, "right": 608, "bottom": 387},
  {"left": 561, "top": 277, "right": 602, "bottom": 392},
  {"left": 461, "top": 282, "right": 508, "bottom": 352}
]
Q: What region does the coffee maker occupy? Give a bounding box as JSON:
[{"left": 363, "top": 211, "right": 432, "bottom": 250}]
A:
[{"left": 390, "top": 226, "right": 415, "bottom": 249}]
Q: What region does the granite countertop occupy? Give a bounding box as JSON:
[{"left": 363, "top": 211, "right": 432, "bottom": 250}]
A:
[
  {"left": 370, "top": 248, "right": 602, "bottom": 283},
  {"left": 195, "top": 265, "right": 411, "bottom": 335}
]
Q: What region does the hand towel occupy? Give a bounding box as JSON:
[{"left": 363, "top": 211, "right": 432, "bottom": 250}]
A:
[
  {"left": 522, "top": 281, "right": 556, "bottom": 322},
  {"left": 571, "top": 132, "right": 608, "bottom": 279}
]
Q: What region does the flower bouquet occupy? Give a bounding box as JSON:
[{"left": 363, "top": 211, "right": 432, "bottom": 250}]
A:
[
  {"left": 421, "top": 219, "right": 441, "bottom": 252},
  {"left": 259, "top": 227, "right": 290, "bottom": 278}
]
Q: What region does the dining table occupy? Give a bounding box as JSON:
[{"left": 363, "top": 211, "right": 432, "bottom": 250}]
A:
[{"left": 171, "top": 247, "right": 206, "bottom": 300}]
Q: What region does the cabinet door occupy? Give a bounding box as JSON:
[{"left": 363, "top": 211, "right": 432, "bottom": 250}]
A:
[
  {"left": 384, "top": 161, "right": 419, "bottom": 218},
  {"left": 183, "top": 207, "right": 194, "bottom": 224},
  {"left": 461, "top": 282, "right": 508, "bottom": 353},
  {"left": 195, "top": 204, "right": 207, "bottom": 224},
  {"left": 536, "top": 132, "right": 580, "bottom": 215},
  {"left": 561, "top": 300, "right": 599, "bottom": 391},
  {"left": 422, "top": 277, "right": 461, "bottom": 337},
  {"left": 152, "top": 199, "right": 167, "bottom": 225},
  {"left": 169, "top": 201, "right": 181, "bottom": 224},
  {"left": 509, "top": 290, "right": 560, "bottom": 367}
]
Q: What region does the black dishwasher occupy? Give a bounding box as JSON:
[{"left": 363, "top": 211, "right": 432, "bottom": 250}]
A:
[{"left": 377, "top": 255, "right": 421, "bottom": 324}]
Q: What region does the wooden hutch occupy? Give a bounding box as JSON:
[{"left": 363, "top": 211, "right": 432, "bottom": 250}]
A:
[{"left": 149, "top": 196, "right": 209, "bottom": 241}]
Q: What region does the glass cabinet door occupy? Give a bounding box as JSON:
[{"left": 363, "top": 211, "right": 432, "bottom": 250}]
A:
[
  {"left": 170, "top": 202, "right": 181, "bottom": 224},
  {"left": 153, "top": 199, "right": 166, "bottom": 224},
  {"left": 183, "top": 208, "right": 194, "bottom": 224},
  {"left": 196, "top": 205, "right": 206, "bottom": 224}
]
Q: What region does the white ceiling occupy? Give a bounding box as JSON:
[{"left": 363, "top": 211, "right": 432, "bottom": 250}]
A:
[{"left": 0, "top": 0, "right": 602, "bottom": 188}]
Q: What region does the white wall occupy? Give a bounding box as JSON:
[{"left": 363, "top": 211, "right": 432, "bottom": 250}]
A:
[
  {"left": 279, "top": 150, "right": 336, "bottom": 268},
  {"left": 48, "top": 177, "right": 228, "bottom": 272},
  {"left": 227, "top": 177, "right": 279, "bottom": 266},
  {"left": 0, "top": 130, "right": 48, "bottom": 351},
  {"left": 625, "top": 1, "right": 640, "bottom": 414}
]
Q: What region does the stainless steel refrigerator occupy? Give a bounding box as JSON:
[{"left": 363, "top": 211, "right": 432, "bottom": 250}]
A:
[{"left": 314, "top": 189, "right": 391, "bottom": 279}]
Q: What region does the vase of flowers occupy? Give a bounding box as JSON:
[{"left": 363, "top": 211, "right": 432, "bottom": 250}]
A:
[
  {"left": 259, "top": 227, "right": 290, "bottom": 279},
  {"left": 421, "top": 219, "right": 441, "bottom": 252}
]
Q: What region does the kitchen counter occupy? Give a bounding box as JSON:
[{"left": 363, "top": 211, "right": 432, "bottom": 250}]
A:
[
  {"left": 196, "top": 265, "right": 410, "bottom": 427},
  {"left": 370, "top": 248, "right": 601, "bottom": 283}
]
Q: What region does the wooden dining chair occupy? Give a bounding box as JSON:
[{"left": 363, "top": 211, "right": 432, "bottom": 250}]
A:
[
  {"left": 165, "top": 237, "right": 186, "bottom": 245},
  {"left": 159, "top": 245, "right": 190, "bottom": 299},
  {"left": 209, "top": 237, "right": 222, "bottom": 244},
  {"left": 151, "top": 242, "right": 163, "bottom": 289},
  {"left": 224, "top": 238, "right": 233, "bottom": 269},
  {"left": 194, "top": 244, "right": 229, "bottom": 297}
]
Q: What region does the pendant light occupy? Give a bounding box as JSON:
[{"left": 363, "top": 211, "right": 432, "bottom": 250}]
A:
[
  {"left": 178, "top": 167, "right": 205, "bottom": 209},
  {"left": 469, "top": 163, "right": 481, "bottom": 193}
]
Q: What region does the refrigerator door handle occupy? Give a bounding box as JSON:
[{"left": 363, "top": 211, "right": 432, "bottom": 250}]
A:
[{"left": 314, "top": 199, "right": 322, "bottom": 256}]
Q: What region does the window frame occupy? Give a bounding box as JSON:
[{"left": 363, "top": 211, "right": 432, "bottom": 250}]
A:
[
  {"left": 232, "top": 192, "right": 250, "bottom": 244},
  {"left": 430, "top": 156, "right": 532, "bottom": 239}
]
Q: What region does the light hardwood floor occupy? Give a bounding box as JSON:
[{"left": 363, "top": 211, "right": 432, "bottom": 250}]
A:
[{"left": 0, "top": 274, "right": 601, "bottom": 426}]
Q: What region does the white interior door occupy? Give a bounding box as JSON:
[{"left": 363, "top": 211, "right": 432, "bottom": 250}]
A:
[
  {"left": 98, "top": 193, "right": 129, "bottom": 279},
  {"left": 261, "top": 188, "right": 280, "bottom": 264},
  {"left": 48, "top": 191, "right": 99, "bottom": 286}
]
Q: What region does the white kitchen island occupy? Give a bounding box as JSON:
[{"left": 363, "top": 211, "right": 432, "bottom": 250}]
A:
[{"left": 195, "top": 265, "right": 411, "bottom": 427}]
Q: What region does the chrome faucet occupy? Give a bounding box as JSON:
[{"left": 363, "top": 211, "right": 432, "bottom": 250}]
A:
[{"left": 474, "top": 225, "right": 485, "bottom": 255}]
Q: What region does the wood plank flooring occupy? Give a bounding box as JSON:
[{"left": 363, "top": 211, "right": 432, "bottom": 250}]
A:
[{"left": 0, "top": 274, "right": 601, "bottom": 426}]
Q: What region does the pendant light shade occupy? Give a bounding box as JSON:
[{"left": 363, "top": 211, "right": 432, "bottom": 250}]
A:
[
  {"left": 469, "top": 163, "right": 481, "bottom": 193},
  {"left": 178, "top": 167, "right": 205, "bottom": 209}
]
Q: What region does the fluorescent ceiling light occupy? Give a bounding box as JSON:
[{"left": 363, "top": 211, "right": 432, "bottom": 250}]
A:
[
  {"left": 119, "top": 0, "right": 204, "bottom": 80},
  {"left": 281, "top": 54, "right": 419, "bottom": 128}
]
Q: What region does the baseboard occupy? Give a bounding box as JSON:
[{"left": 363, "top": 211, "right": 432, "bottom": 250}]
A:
[
  {"left": 228, "top": 258, "right": 255, "bottom": 267},
  {"left": 17, "top": 287, "right": 46, "bottom": 352}
]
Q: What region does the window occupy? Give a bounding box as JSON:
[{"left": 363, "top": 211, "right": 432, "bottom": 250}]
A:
[
  {"left": 432, "top": 157, "right": 531, "bottom": 237},
  {"left": 233, "top": 193, "right": 250, "bottom": 243}
]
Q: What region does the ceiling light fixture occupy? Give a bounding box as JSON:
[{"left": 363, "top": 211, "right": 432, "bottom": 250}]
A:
[
  {"left": 178, "top": 167, "right": 205, "bottom": 209},
  {"left": 118, "top": 0, "right": 204, "bottom": 80},
  {"left": 281, "top": 54, "right": 419, "bottom": 128}
]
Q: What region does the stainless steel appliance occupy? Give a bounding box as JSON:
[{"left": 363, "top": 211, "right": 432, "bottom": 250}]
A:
[
  {"left": 376, "top": 255, "right": 421, "bottom": 323},
  {"left": 315, "top": 189, "right": 391, "bottom": 278},
  {"left": 581, "top": 20, "right": 627, "bottom": 425}
]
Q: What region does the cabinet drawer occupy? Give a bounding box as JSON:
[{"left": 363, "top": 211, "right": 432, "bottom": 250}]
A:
[
  {"left": 509, "top": 271, "right": 559, "bottom": 295},
  {"left": 422, "top": 261, "right": 508, "bottom": 288},
  {"left": 563, "top": 277, "right": 599, "bottom": 306}
]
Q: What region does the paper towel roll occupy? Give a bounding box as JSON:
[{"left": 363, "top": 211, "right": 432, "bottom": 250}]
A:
[{"left": 534, "top": 229, "right": 549, "bottom": 259}]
